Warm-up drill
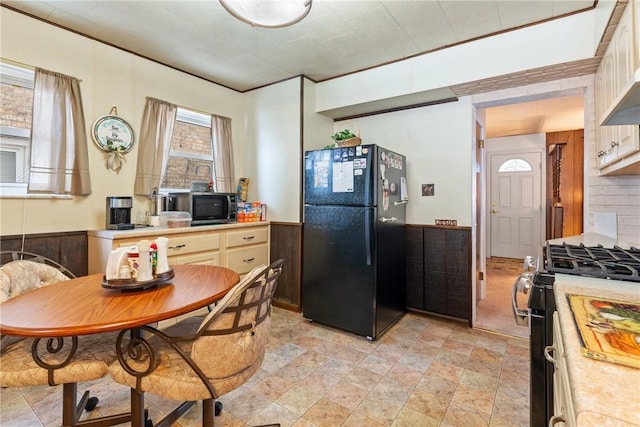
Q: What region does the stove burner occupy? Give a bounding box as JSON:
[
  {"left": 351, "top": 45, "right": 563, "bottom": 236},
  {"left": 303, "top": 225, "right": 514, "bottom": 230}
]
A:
[{"left": 545, "top": 243, "right": 640, "bottom": 282}]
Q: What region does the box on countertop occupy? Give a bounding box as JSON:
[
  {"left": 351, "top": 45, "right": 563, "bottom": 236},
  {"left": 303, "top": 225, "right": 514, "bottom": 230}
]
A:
[{"left": 237, "top": 202, "right": 266, "bottom": 222}]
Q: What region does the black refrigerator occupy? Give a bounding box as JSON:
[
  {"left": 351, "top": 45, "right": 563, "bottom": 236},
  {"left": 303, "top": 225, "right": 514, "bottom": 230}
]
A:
[{"left": 302, "top": 144, "right": 407, "bottom": 340}]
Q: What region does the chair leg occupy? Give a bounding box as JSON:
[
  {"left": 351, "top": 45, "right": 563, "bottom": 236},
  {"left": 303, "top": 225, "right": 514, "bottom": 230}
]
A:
[{"left": 203, "top": 399, "right": 214, "bottom": 426}]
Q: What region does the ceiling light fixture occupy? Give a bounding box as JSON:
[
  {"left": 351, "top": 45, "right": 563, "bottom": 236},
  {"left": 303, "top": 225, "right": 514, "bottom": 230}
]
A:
[{"left": 220, "top": 0, "right": 312, "bottom": 28}]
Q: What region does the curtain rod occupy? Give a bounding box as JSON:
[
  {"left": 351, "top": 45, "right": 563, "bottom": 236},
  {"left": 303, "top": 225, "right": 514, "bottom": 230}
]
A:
[
  {"left": 0, "top": 57, "right": 35, "bottom": 70},
  {"left": 1, "top": 57, "right": 83, "bottom": 82}
]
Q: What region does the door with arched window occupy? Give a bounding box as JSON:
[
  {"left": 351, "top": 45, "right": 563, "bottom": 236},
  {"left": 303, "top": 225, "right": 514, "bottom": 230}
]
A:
[{"left": 489, "top": 152, "right": 543, "bottom": 259}]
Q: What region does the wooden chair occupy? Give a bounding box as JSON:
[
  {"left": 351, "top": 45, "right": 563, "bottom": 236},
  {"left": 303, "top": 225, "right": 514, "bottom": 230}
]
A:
[
  {"left": 108, "top": 259, "right": 285, "bottom": 427},
  {"left": 0, "top": 251, "right": 130, "bottom": 426}
]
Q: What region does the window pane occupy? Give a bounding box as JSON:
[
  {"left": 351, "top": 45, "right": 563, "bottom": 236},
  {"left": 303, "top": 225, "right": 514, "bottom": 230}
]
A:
[
  {"left": 1, "top": 62, "right": 34, "bottom": 194},
  {"left": 162, "top": 157, "right": 213, "bottom": 189},
  {"left": 498, "top": 158, "right": 532, "bottom": 172},
  {"left": 170, "top": 120, "right": 211, "bottom": 156},
  {"left": 0, "top": 150, "right": 17, "bottom": 182},
  {"left": 162, "top": 107, "right": 215, "bottom": 191}
]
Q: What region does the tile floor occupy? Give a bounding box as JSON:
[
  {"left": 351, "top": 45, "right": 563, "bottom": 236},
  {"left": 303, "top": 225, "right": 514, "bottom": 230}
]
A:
[
  {"left": 1, "top": 307, "right": 530, "bottom": 427},
  {"left": 476, "top": 257, "right": 529, "bottom": 339}
]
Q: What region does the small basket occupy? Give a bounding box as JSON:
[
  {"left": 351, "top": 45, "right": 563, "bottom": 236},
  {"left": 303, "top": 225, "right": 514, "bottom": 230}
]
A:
[
  {"left": 336, "top": 137, "right": 362, "bottom": 147},
  {"left": 333, "top": 121, "right": 362, "bottom": 147}
]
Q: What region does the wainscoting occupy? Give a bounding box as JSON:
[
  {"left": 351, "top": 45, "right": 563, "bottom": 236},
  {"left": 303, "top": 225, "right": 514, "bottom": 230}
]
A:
[
  {"left": 270, "top": 222, "right": 302, "bottom": 312},
  {"left": 0, "top": 231, "right": 88, "bottom": 276}
]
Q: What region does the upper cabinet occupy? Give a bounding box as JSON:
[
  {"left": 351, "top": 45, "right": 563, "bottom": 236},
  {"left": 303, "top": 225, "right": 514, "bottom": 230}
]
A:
[{"left": 595, "top": 0, "right": 640, "bottom": 175}]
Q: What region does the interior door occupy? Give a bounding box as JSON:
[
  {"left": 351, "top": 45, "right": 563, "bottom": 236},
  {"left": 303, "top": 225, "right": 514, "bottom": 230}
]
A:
[{"left": 489, "top": 152, "right": 542, "bottom": 259}]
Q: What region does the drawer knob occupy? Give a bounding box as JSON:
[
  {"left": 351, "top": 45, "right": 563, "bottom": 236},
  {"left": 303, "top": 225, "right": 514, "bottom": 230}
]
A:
[
  {"left": 243, "top": 257, "right": 256, "bottom": 263},
  {"left": 243, "top": 236, "right": 255, "bottom": 241}
]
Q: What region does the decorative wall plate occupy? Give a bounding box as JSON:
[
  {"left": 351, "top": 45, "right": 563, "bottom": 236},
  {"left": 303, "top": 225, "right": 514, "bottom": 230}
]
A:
[{"left": 92, "top": 114, "right": 135, "bottom": 153}]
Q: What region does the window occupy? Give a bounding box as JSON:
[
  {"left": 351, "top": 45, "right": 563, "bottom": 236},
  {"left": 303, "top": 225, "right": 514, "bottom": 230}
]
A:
[
  {"left": 161, "top": 108, "right": 215, "bottom": 191},
  {"left": 498, "top": 158, "right": 532, "bottom": 172},
  {"left": 0, "top": 62, "right": 34, "bottom": 195}
]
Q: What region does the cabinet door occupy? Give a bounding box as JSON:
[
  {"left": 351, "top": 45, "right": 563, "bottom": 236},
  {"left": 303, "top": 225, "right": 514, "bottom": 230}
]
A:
[
  {"left": 597, "top": 50, "right": 619, "bottom": 168},
  {"left": 226, "top": 244, "right": 268, "bottom": 275},
  {"left": 405, "top": 227, "right": 424, "bottom": 310},
  {"left": 423, "top": 228, "right": 447, "bottom": 314},
  {"left": 226, "top": 227, "right": 268, "bottom": 248},
  {"left": 170, "top": 251, "right": 220, "bottom": 266},
  {"left": 446, "top": 229, "right": 470, "bottom": 319}
]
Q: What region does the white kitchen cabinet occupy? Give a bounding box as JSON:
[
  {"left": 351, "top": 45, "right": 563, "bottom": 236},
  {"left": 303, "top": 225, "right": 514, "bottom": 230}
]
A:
[
  {"left": 225, "top": 226, "right": 269, "bottom": 275},
  {"left": 546, "top": 312, "right": 576, "bottom": 427},
  {"left": 596, "top": 0, "right": 640, "bottom": 174},
  {"left": 87, "top": 223, "right": 271, "bottom": 327}
]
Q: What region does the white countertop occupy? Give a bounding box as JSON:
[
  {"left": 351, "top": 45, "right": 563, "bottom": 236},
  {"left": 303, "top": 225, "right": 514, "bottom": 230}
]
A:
[
  {"left": 88, "top": 221, "right": 269, "bottom": 239},
  {"left": 554, "top": 274, "right": 640, "bottom": 426}
]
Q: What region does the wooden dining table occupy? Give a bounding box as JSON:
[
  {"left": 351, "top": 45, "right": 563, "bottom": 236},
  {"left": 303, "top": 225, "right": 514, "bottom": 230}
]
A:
[{"left": 0, "top": 264, "right": 240, "bottom": 426}]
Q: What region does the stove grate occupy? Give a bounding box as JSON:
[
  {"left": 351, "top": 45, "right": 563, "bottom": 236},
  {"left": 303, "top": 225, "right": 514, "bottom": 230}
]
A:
[{"left": 545, "top": 244, "right": 640, "bottom": 282}]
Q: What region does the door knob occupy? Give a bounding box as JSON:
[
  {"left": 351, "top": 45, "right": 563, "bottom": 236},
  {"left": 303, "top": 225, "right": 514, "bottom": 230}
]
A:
[{"left": 491, "top": 209, "right": 498, "bottom": 214}]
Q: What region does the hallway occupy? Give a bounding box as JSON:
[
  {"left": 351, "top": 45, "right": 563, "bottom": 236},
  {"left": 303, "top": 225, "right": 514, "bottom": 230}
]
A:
[{"left": 475, "top": 258, "right": 529, "bottom": 339}]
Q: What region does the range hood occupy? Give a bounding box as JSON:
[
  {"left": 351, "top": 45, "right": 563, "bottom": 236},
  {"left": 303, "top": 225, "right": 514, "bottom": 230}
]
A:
[{"left": 601, "top": 68, "right": 640, "bottom": 126}]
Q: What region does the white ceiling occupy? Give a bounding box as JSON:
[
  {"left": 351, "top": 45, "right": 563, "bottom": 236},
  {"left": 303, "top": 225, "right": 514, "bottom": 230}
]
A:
[{"left": 3, "top": 0, "right": 598, "bottom": 136}]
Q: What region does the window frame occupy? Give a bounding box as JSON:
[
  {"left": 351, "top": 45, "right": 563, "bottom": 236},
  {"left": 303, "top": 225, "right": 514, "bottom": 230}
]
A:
[
  {"left": 0, "top": 61, "right": 34, "bottom": 197},
  {"left": 160, "top": 107, "right": 215, "bottom": 192}
]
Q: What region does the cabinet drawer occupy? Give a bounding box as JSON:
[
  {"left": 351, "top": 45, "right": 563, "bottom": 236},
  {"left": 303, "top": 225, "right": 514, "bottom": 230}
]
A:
[
  {"left": 226, "top": 227, "right": 268, "bottom": 248},
  {"left": 166, "top": 233, "right": 220, "bottom": 256},
  {"left": 226, "top": 244, "right": 268, "bottom": 274},
  {"left": 169, "top": 251, "right": 219, "bottom": 266}
]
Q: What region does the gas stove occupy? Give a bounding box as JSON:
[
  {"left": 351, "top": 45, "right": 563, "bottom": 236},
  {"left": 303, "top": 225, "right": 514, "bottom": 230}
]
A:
[
  {"left": 545, "top": 243, "right": 640, "bottom": 282},
  {"left": 523, "top": 241, "right": 640, "bottom": 427}
]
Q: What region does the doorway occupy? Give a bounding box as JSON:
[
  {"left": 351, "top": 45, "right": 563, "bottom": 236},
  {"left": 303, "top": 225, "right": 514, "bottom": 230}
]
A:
[{"left": 473, "top": 92, "right": 585, "bottom": 338}]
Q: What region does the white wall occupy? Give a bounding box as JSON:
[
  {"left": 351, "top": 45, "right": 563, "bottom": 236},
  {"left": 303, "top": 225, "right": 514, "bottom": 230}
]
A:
[
  {"left": 335, "top": 98, "right": 475, "bottom": 226},
  {"left": 243, "top": 78, "right": 302, "bottom": 223},
  {"left": 315, "top": 0, "right": 615, "bottom": 113},
  {"left": 0, "top": 8, "right": 244, "bottom": 235}
]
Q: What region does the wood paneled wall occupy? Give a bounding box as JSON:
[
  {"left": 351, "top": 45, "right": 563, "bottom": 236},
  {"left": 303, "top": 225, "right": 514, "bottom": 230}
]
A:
[
  {"left": 270, "top": 222, "right": 302, "bottom": 312},
  {"left": 546, "top": 129, "right": 584, "bottom": 239},
  {"left": 0, "top": 231, "right": 88, "bottom": 276}
]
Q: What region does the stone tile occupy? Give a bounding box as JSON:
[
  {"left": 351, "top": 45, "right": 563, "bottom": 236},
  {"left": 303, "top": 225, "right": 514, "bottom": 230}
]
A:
[
  {"left": 426, "top": 360, "right": 464, "bottom": 383},
  {"left": 251, "top": 374, "right": 296, "bottom": 401},
  {"left": 415, "top": 373, "right": 458, "bottom": 397},
  {"left": 2, "top": 307, "right": 532, "bottom": 427},
  {"left": 342, "top": 411, "right": 386, "bottom": 427},
  {"left": 276, "top": 385, "right": 323, "bottom": 416},
  {"left": 451, "top": 383, "right": 495, "bottom": 415},
  {"left": 302, "top": 397, "right": 352, "bottom": 427},
  {"left": 325, "top": 378, "right": 370, "bottom": 410},
  {"left": 405, "top": 388, "right": 450, "bottom": 420},
  {"left": 441, "top": 400, "right": 491, "bottom": 427},
  {"left": 355, "top": 391, "right": 405, "bottom": 425},
  {"left": 248, "top": 402, "right": 300, "bottom": 427},
  {"left": 392, "top": 406, "right": 441, "bottom": 426}
]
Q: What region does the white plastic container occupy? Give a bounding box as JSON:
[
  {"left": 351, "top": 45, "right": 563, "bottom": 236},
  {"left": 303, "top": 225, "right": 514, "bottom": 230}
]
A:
[{"left": 159, "top": 211, "right": 191, "bottom": 228}]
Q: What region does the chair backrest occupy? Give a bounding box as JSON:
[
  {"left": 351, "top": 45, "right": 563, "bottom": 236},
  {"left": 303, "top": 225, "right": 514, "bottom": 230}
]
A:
[
  {"left": 0, "top": 251, "right": 74, "bottom": 351},
  {"left": 191, "top": 259, "right": 285, "bottom": 379},
  {"left": 0, "top": 251, "right": 74, "bottom": 303},
  {"left": 0, "top": 251, "right": 75, "bottom": 278}
]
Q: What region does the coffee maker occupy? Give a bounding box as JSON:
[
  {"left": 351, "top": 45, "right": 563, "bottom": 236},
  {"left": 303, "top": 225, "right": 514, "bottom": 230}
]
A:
[{"left": 106, "top": 196, "right": 135, "bottom": 230}]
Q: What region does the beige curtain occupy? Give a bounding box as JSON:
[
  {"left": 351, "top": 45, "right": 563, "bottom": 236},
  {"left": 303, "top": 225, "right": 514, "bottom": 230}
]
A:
[
  {"left": 28, "top": 68, "right": 91, "bottom": 195},
  {"left": 134, "top": 97, "right": 177, "bottom": 195},
  {"left": 211, "top": 114, "right": 234, "bottom": 193}
]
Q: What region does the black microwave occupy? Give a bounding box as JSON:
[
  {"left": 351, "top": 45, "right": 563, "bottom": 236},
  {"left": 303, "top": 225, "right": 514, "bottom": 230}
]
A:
[{"left": 167, "top": 192, "right": 236, "bottom": 225}]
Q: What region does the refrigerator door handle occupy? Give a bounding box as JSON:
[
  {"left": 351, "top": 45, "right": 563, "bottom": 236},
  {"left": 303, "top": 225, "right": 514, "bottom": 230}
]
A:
[
  {"left": 394, "top": 200, "right": 408, "bottom": 205},
  {"left": 380, "top": 216, "right": 398, "bottom": 222},
  {"left": 365, "top": 210, "right": 372, "bottom": 266}
]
